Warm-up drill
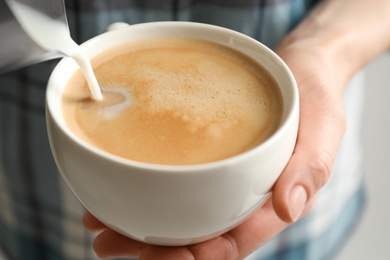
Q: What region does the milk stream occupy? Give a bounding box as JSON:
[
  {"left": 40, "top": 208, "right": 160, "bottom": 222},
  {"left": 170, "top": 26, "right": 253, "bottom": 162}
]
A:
[{"left": 7, "top": 1, "right": 103, "bottom": 100}]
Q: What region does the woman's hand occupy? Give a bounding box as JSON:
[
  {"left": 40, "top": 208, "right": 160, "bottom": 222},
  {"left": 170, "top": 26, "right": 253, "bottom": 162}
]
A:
[
  {"left": 84, "top": 1, "right": 390, "bottom": 258},
  {"left": 83, "top": 38, "right": 348, "bottom": 259}
]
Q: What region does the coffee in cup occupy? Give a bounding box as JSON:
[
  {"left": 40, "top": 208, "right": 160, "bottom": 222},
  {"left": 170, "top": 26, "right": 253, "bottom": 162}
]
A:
[{"left": 62, "top": 37, "right": 283, "bottom": 165}]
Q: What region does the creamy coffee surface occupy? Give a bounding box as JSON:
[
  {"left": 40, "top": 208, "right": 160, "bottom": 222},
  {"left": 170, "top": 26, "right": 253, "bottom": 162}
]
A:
[{"left": 62, "top": 38, "right": 283, "bottom": 165}]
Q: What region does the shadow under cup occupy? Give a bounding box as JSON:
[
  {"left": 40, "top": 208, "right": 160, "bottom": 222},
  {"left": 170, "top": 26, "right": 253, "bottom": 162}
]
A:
[{"left": 46, "top": 22, "right": 299, "bottom": 246}]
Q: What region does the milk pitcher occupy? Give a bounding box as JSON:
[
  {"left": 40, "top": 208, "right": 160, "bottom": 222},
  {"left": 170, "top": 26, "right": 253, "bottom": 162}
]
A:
[{"left": 0, "top": 0, "right": 68, "bottom": 73}]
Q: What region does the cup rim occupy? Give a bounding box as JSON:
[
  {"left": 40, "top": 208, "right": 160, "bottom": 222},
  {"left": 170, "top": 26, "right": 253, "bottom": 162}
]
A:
[{"left": 46, "top": 21, "right": 299, "bottom": 173}]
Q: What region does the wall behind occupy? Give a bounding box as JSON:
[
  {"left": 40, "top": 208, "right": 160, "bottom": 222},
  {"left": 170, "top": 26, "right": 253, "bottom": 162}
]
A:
[{"left": 337, "top": 53, "right": 390, "bottom": 259}]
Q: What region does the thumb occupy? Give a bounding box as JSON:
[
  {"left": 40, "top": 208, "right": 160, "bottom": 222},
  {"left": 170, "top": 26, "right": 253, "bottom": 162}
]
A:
[{"left": 272, "top": 89, "right": 347, "bottom": 223}]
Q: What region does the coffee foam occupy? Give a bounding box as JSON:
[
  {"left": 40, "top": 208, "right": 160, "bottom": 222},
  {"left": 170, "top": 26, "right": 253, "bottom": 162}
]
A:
[
  {"left": 134, "top": 65, "right": 265, "bottom": 139},
  {"left": 62, "top": 38, "right": 283, "bottom": 165}
]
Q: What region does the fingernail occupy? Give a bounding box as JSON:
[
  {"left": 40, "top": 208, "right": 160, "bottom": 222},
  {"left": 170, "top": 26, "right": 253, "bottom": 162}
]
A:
[{"left": 289, "top": 185, "right": 307, "bottom": 222}]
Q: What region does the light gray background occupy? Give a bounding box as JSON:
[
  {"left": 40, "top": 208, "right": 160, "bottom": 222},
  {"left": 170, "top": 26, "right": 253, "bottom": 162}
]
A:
[
  {"left": 336, "top": 53, "right": 390, "bottom": 259},
  {"left": 0, "top": 55, "right": 389, "bottom": 260}
]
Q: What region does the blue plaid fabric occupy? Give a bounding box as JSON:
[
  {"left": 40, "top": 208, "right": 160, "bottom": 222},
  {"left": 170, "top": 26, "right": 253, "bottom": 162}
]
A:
[{"left": 0, "top": 0, "right": 366, "bottom": 259}]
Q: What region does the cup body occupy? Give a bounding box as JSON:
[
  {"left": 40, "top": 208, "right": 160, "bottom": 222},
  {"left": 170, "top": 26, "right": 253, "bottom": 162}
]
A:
[{"left": 46, "top": 22, "right": 299, "bottom": 246}]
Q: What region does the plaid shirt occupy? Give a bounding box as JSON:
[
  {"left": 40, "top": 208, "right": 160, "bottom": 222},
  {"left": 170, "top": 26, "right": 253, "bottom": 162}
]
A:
[{"left": 0, "top": 1, "right": 365, "bottom": 259}]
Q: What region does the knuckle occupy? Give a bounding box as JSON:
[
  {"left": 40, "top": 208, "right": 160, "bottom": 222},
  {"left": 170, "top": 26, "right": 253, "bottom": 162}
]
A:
[
  {"left": 307, "top": 150, "right": 333, "bottom": 191},
  {"left": 221, "top": 233, "right": 240, "bottom": 260},
  {"left": 190, "top": 233, "right": 240, "bottom": 260},
  {"left": 218, "top": 233, "right": 240, "bottom": 260}
]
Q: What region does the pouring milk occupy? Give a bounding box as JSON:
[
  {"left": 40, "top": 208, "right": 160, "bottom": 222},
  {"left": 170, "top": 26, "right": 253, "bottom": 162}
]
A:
[{"left": 6, "top": 0, "right": 102, "bottom": 100}]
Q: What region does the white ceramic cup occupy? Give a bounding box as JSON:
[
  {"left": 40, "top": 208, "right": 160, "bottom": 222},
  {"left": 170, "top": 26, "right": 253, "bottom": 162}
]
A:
[{"left": 46, "top": 22, "right": 299, "bottom": 246}]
